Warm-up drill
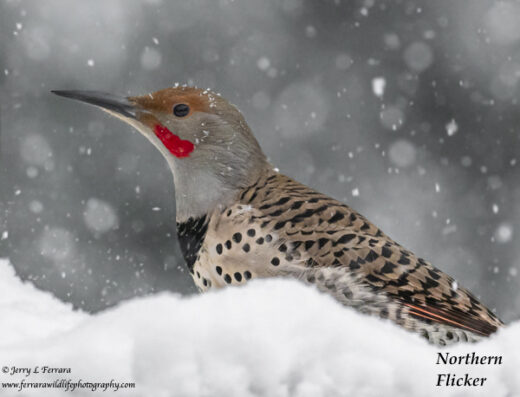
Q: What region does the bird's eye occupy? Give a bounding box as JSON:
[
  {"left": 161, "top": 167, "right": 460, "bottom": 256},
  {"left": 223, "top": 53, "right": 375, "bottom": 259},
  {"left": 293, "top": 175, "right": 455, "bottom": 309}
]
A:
[{"left": 173, "top": 103, "right": 190, "bottom": 117}]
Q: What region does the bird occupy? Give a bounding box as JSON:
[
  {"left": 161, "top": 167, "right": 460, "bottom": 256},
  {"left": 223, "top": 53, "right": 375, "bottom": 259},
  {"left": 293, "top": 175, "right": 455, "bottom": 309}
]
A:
[{"left": 52, "top": 85, "right": 503, "bottom": 345}]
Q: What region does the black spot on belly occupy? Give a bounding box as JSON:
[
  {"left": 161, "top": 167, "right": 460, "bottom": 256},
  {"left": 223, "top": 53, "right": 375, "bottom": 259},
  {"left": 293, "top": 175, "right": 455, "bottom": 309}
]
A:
[
  {"left": 244, "top": 271, "right": 252, "bottom": 280},
  {"left": 177, "top": 216, "right": 208, "bottom": 273},
  {"left": 216, "top": 266, "right": 222, "bottom": 275},
  {"left": 243, "top": 243, "right": 250, "bottom": 252},
  {"left": 216, "top": 244, "right": 223, "bottom": 255},
  {"left": 234, "top": 272, "right": 242, "bottom": 282},
  {"left": 225, "top": 240, "right": 232, "bottom": 249},
  {"left": 224, "top": 274, "right": 232, "bottom": 284},
  {"left": 232, "top": 232, "right": 242, "bottom": 243},
  {"left": 271, "top": 257, "right": 280, "bottom": 266},
  {"left": 247, "top": 229, "right": 256, "bottom": 237}
]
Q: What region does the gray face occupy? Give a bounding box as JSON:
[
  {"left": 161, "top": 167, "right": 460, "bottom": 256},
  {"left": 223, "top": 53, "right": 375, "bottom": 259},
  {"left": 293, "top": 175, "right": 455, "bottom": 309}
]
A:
[
  {"left": 52, "top": 88, "right": 269, "bottom": 221},
  {"left": 149, "top": 109, "right": 269, "bottom": 221}
]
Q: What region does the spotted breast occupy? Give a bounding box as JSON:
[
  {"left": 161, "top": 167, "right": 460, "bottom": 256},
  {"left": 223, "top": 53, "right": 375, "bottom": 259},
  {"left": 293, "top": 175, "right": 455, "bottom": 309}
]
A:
[{"left": 180, "top": 170, "right": 503, "bottom": 346}]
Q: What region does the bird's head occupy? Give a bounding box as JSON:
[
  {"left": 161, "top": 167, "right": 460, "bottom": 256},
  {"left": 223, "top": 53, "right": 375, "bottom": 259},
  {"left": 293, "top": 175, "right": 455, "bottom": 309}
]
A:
[{"left": 52, "top": 86, "right": 269, "bottom": 221}]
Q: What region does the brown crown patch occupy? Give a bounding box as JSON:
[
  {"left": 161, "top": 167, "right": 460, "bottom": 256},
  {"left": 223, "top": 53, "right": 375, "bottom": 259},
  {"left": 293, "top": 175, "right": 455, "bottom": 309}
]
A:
[
  {"left": 138, "top": 112, "right": 162, "bottom": 130},
  {"left": 129, "top": 86, "right": 216, "bottom": 115}
]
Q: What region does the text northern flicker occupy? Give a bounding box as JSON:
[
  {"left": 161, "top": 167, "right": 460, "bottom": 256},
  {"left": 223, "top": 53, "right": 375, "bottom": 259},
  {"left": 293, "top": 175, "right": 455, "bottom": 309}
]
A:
[{"left": 435, "top": 352, "right": 503, "bottom": 387}]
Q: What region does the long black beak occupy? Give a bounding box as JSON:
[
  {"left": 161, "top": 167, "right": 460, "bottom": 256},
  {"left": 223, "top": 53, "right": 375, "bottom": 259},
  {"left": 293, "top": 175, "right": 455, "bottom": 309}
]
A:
[{"left": 51, "top": 90, "right": 137, "bottom": 119}]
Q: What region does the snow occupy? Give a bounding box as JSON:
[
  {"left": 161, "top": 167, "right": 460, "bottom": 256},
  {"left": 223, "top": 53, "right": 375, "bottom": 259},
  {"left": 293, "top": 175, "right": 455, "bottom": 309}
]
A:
[
  {"left": 0, "top": 260, "right": 84, "bottom": 347},
  {"left": 388, "top": 139, "right": 416, "bottom": 168},
  {"left": 39, "top": 227, "right": 76, "bottom": 262},
  {"left": 21, "top": 27, "right": 51, "bottom": 61},
  {"left": 485, "top": 2, "right": 520, "bottom": 45},
  {"left": 445, "top": 119, "right": 458, "bottom": 137},
  {"left": 83, "top": 198, "right": 118, "bottom": 234},
  {"left": 371, "top": 77, "right": 386, "bottom": 98},
  {"left": 1, "top": 258, "right": 518, "bottom": 396},
  {"left": 29, "top": 200, "right": 44, "bottom": 214},
  {"left": 20, "top": 134, "right": 53, "bottom": 167},
  {"left": 403, "top": 41, "right": 433, "bottom": 72},
  {"left": 383, "top": 33, "right": 401, "bottom": 50},
  {"left": 461, "top": 156, "right": 472, "bottom": 167},
  {"left": 252, "top": 91, "right": 271, "bottom": 110},
  {"left": 335, "top": 53, "right": 353, "bottom": 70},
  {"left": 140, "top": 46, "right": 162, "bottom": 70},
  {"left": 305, "top": 25, "right": 317, "bottom": 38},
  {"left": 380, "top": 106, "right": 405, "bottom": 130},
  {"left": 495, "top": 223, "right": 514, "bottom": 244},
  {"left": 274, "top": 83, "right": 329, "bottom": 138},
  {"left": 256, "top": 57, "right": 271, "bottom": 71}
]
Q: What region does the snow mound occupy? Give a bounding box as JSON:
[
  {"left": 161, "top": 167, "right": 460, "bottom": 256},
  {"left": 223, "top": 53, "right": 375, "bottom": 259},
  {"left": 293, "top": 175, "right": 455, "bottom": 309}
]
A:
[
  {"left": 0, "top": 259, "right": 518, "bottom": 397},
  {"left": 0, "top": 261, "right": 85, "bottom": 347}
]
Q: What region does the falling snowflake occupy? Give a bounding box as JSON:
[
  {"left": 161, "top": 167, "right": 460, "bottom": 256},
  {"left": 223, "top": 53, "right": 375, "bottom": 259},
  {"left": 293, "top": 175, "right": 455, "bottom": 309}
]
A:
[
  {"left": 140, "top": 47, "right": 162, "bottom": 70},
  {"left": 372, "top": 77, "right": 386, "bottom": 98},
  {"left": 83, "top": 198, "right": 118, "bottom": 234},
  {"left": 256, "top": 57, "right": 271, "bottom": 71},
  {"left": 445, "top": 119, "right": 458, "bottom": 136},
  {"left": 388, "top": 139, "right": 416, "bottom": 168},
  {"left": 403, "top": 41, "right": 433, "bottom": 72},
  {"left": 495, "top": 223, "right": 514, "bottom": 244}
]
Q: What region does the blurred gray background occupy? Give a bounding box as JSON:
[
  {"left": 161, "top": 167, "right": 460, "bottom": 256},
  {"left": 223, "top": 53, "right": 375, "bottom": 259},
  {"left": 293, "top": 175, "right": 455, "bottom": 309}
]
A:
[{"left": 1, "top": 0, "right": 519, "bottom": 322}]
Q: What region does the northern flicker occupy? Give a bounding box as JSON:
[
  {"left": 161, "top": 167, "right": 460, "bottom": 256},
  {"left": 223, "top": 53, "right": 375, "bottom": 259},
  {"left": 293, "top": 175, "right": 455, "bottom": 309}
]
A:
[{"left": 52, "top": 86, "right": 503, "bottom": 345}]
